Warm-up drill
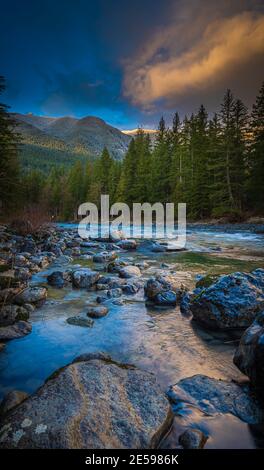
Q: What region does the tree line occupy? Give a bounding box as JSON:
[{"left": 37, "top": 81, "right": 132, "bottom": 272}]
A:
[{"left": 0, "top": 76, "right": 263, "bottom": 221}]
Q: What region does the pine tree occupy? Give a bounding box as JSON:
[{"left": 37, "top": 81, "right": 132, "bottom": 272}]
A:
[
  {"left": 248, "top": 82, "right": 264, "bottom": 211},
  {"left": 0, "top": 76, "right": 20, "bottom": 212}
]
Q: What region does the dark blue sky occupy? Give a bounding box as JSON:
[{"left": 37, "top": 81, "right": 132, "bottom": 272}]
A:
[{"left": 1, "top": 0, "right": 264, "bottom": 129}]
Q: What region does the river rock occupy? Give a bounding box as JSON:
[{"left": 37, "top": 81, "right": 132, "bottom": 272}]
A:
[
  {"left": 13, "top": 287, "right": 47, "bottom": 306},
  {"left": 0, "top": 305, "right": 29, "bottom": 327},
  {"left": 154, "top": 291, "right": 177, "bottom": 306},
  {"left": 233, "top": 311, "right": 264, "bottom": 388},
  {"left": 0, "top": 358, "right": 173, "bottom": 449},
  {"left": 118, "top": 265, "right": 141, "bottom": 279},
  {"left": 0, "top": 391, "right": 29, "bottom": 416},
  {"left": 116, "top": 239, "right": 137, "bottom": 250},
  {"left": 107, "top": 259, "right": 128, "bottom": 273},
  {"left": 179, "top": 429, "right": 207, "bottom": 449},
  {"left": 93, "top": 251, "right": 117, "bottom": 263},
  {"left": 86, "top": 305, "right": 108, "bottom": 318},
  {"left": 47, "top": 271, "right": 65, "bottom": 288},
  {"left": 167, "top": 374, "right": 264, "bottom": 424},
  {"left": 190, "top": 269, "right": 264, "bottom": 329},
  {"left": 66, "top": 316, "right": 94, "bottom": 328},
  {"left": 72, "top": 268, "right": 100, "bottom": 288},
  {"left": 0, "top": 321, "right": 32, "bottom": 341}
]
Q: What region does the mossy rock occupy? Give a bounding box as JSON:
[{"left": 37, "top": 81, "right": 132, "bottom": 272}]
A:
[{"left": 196, "top": 274, "right": 219, "bottom": 289}]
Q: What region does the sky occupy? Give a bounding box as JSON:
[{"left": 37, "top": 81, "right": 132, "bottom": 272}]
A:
[{"left": 1, "top": 0, "right": 264, "bottom": 129}]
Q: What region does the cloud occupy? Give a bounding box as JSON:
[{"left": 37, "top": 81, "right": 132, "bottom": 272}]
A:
[{"left": 123, "top": 7, "right": 264, "bottom": 109}]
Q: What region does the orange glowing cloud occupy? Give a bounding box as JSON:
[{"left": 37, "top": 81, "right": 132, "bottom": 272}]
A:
[{"left": 123, "top": 11, "right": 264, "bottom": 108}]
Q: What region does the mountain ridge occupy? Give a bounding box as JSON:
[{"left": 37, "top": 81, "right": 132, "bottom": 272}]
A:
[{"left": 13, "top": 113, "right": 132, "bottom": 166}]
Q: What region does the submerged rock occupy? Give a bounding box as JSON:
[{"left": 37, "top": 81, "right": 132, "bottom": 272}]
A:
[
  {"left": 0, "top": 358, "right": 173, "bottom": 449},
  {"left": 72, "top": 268, "right": 100, "bottom": 288},
  {"left": 167, "top": 374, "right": 264, "bottom": 424},
  {"left": 0, "top": 321, "right": 32, "bottom": 341},
  {"left": 190, "top": 269, "right": 264, "bottom": 329},
  {"left": 0, "top": 390, "right": 29, "bottom": 417},
  {"left": 179, "top": 429, "right": 207, "bottom": 449},
  {"left": 66, "top": 316, "right": 94, "bottom": 328},
  {"left": 234, "top": 311, "right": 264, "bottom": 388},
  {"left": 86, "top": 305, "right": 108, "bottom": 318}
]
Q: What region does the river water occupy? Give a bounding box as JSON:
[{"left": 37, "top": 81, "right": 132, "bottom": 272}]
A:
[{"left": 0, "top": 224, "right": 264, "bottom": 448}]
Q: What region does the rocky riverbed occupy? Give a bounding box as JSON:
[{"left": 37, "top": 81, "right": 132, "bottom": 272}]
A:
[{"left": 0, "top": 222, "right": 264, "bottom": 449}]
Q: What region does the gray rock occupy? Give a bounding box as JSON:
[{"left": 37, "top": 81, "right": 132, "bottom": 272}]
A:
[
  {"left": 72, "top": 269, "right": 100, "bottom": 288},
  {"left": 154, "top": 291, "right": 177, "bottom": 306},
  {"left": 66, "top": 316, "right": 94, "bottom": 328},
  {"left": 93, "top": 251, "right": 117, "bottom": 263},
  {"left": 107, "top": 259, "right": 128, "bottom": 273},
  {"left": 116, "top": 239, "right": 137, "bottom": 250},
  {"left": 13, "top": 287, "right": 47, "bottom": 306},
  {"left": 47, "top": 271, "right": 65, "bottom": 288},
  {"left": 0, "top": 305, "right": 29, "bottom": 327},
  {"left": 234, "top": 311, "right": 264, "bottom": 388},
  {"left": 0, "top": 321, "right": 32, "bottom": 341},
  {"left": 145, "top": 276, "right": 172, "bottom": 300},
  {"left": 0, "top": 391, "right": 29, "bottom": 416},
  {"left": 0, "top": 358, "right": 173, "bottom": 449},
  {"left": 118, "top": 265, "right": 141, "bottom": 279},
  {"left": 86, "top": 305, "right": 108, "bottom": 318},
  {"left": 0, "top": 343, "right": 5, "bottom": 352},
  {"left": 167, "top": 374, "right": 264, "bottom": 424},
  {"left": 190, "top": 269, "right": 264, "bottom": 329},
  {"left": 179, "top": 429, "right": 207, "bottom": 449}
]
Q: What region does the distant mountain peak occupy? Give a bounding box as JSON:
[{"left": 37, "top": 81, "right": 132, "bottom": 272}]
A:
[{"left": 13, "top": 112, "right": 131, "bottom": 161}]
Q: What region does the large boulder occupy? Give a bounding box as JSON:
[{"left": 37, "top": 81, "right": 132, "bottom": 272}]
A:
[
  {"left": 72, "top": 268, "right": 100, "bottom": 288},
  {"left": 0, "top": 305, "right": 29, "bottom": 327},
  {"left": 167, "top": 374, "right": 264, "bottom": 424},
  {"left": 0, "top": 358, "right": 173, "bottom": 449},
  {"left": 0, "top": 321, "right": 32, "bottom": 341},
  {"left": 234, "top": 311, "right": 264, "bottom": 388},
  {"left": 190, "top": 269, "right": 264, "bottom": 329},
  {"left": 0, "top": 391, "right": 29, "bottom": 417},
  {"left": 13, "top": 287, "right": 47, "bottom": 306}
]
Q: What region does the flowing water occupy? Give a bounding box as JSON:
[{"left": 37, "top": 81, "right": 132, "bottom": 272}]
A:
[{"left": 0, "top": 224, "right": 264, "bottom": 448}]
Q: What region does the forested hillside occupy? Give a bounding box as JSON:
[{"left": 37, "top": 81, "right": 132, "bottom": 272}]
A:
[
  {"left": 14, "top": 113, "right": 131, "bottom": 169},
  {"left": 1, "top": 77, "right": 263, "bottom": 221}
]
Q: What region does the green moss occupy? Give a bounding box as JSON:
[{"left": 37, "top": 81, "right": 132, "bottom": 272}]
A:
[{"left": 196, "top": 274, "right": 219, "bottom": 289}]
